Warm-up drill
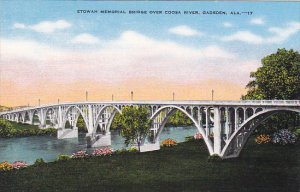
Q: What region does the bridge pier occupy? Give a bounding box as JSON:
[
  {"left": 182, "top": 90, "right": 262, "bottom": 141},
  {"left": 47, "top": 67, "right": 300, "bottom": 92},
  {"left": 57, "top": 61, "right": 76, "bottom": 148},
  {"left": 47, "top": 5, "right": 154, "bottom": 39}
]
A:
[
  {"left": 140, "top": 142, "right": 160, "bottom": 152},
  {"left": 57, "top": 127, "right": 78, "bottom": 139},
  {"left": 86, "top": 132, "right": 112, "bottom": 148}
]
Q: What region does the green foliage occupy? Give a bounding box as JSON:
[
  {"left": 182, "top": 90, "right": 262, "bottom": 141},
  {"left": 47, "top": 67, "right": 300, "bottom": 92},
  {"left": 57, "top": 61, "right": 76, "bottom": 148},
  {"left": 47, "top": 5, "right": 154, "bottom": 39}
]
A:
[
  {"left": 110, "top": 112, "right": 123, "bottom": 130},
  {"left": 114, "top": 148, "right": 128, "bottom": 155},
  {"left": 207, "top": 154, "right": 222, "bottom": 162},
  {"left": 242, "top": 48, "right": 300, "bottom": 100},
  {"left": 127, "top": 147, "right": 138, "bottom": 153},
  {"left": 165, "top": 110, "right": 193, "bottom": 127},
  {"left": 242, "top": 49, "right": 300, "bottom": 134},
  {"left": 293, "top": 128, "right": 300, "bottom": 138},
  {"left": 0, "top": 119, "right": 17, "bottom": 137},
  {"left": 34, "top": 158, "right": 45, "bottom": 166},
  {"left": 76, "top": 115, "right": 88, "bottom": 132},
  {"left": 57, "top": 154, "right": 71, "bottom": 161},
  {"left": 185, "top": 136, "right": 194, "bottom": 142},
  {"left": 118, "top": 106, "right": 151, "bottom": 152},
  {"left": 0, "top": 119, "right": 56, "bottom": 138}
]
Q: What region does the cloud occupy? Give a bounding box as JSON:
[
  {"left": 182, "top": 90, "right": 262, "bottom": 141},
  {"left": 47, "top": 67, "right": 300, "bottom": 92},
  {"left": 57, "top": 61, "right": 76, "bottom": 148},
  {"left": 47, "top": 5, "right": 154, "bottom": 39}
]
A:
[
  {"left": 221, "top": 31, "right": 263, "bottom": 44},
  {"left": 169, "top": 25, "right": 203, "bottom": 37},
  {"left": 71, "top": 33, "right": 100, "bottom": 44},
  {"left": 13, "top": 20, "right": 72, "bottom": 33},
  {"left": 1, "top": 30, "right": 261, "bottom": 95},
  {"left": 222, "top": 21, "right": 300, "bottom": 44},
  {"left": 223, "top": 22, "right": 233, "bottom": 28},
  {"left": 266, "top": 21, "right": 300, "bottom": 43},
  {"left": 250, "top": 18, "right": 265, "bottom": 25}
]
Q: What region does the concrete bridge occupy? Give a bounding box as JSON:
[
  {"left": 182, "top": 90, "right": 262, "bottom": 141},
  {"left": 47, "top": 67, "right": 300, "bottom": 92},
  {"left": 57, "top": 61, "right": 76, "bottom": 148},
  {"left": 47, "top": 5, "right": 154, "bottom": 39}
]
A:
[{"left": 1, "top": 100, "right": 299, "bottom": 158}]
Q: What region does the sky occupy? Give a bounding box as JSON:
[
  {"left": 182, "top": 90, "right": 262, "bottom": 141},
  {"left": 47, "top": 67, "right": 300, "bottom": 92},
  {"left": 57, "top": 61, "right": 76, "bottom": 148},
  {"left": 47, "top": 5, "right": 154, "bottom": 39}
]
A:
[{"left": 0, "top": 1, "right": 300, "bottom": 106}]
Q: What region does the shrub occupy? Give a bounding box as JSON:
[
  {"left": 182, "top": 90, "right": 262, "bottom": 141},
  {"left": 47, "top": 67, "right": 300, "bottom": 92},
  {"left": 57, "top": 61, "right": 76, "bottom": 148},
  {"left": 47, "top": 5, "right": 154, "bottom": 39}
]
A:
[
  {"left": 272, "top": 129, "right": 297, "bottom": 145},
  {"left": 0, "top": 119, "right": 17, "bottom": 137},
  {"left": 161, "top": 138, "right": 177, "bottom": 147},
  {"left": 0, "top": 161, "right": 13, "bottom": 172},
  {"left": 127, "top": 147, "right": 138, "bottom": 153},
  {"left": 12, "top": 161, "right": 28, "bottom": 169},
  {"left": 57, "top": 154, "right": 71, "bottom": 161},
  {"left": 34, "top": 158, "right": 45, "bottom": 166},
  {"left": 293, "top": 128, "right": 300, "bottom": 138},
  {"left": 255, "top": 134, "right": 271, "bottom": 144},
  {"left": 207, "top": 154, "right": 222, "bottom": 162},
  {"left": 194, "top": 133, "right": 203, "bottom": 140},
  {"left": 185, "top": 136, "right": 194, "bottom": 142},
  {"left": 71, "top": 150, "right": 89, "bottom": 159},
  {"left": 92, "top": 147, "right": 113, "bottom": 157},
  {"left": 114, "top": 148, "right": 128, "bottom": 155}
]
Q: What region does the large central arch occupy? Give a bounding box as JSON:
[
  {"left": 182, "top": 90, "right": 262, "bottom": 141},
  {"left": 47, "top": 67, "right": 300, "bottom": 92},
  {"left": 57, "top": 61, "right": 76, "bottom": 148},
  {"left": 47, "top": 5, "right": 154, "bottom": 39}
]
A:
[
  {"left": 221, "top": 107, "right": 300, "bottom": 158},
  {"left": 149, "top": 105, "right": 214, "bottom": 155}
]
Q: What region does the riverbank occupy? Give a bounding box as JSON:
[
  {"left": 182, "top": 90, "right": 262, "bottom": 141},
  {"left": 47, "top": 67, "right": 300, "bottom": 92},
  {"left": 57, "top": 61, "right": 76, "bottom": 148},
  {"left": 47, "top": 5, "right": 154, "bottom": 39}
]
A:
[
  {"left": 0, "top": 120, "right": 56, "bottom": 138},
  {"left": 1, "top": 139, "right": 299, "bottom": 192}
]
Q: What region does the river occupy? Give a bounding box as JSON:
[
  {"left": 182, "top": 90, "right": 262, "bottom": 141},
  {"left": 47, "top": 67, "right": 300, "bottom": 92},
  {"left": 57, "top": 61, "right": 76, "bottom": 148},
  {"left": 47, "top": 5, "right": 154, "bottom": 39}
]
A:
[{"left": 0, "top": 126, "right": 198, "bottom": 164}]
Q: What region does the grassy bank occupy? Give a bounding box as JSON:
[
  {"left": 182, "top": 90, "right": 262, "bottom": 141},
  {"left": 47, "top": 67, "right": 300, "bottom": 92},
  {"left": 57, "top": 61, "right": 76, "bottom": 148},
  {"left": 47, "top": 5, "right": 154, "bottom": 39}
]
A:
[{"left": 0, "top": 138, "right": 299, "bottom": 192}]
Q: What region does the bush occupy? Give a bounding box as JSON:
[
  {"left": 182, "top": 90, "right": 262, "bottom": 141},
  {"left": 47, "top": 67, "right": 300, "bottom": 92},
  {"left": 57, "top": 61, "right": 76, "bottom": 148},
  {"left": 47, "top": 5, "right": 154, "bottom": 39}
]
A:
[
  {"left": 114, "top": 148, "right": 128, "bottom": 155},
  {"left": 293, "top": 128, "right": 300, "bottom": 138},
  {"left": 34, "top": 158, "right": 45, "bottom": 166},
  {"left": 255, "top": 134, "right": 271, "bottom": 144},
  {"left": 185, "top": 136, "right": 194, "bottom": 142},
  {"left": 92, "top": 147, "right": 113, "bottom": 157},
  {"left": 12, "top": 161, "right": 28, "bottom": 169},
  {"left": 57, "top": 154, "right": 71, "bottom": 161},
  {"left": 127, "top": 147, "right": 138, "bottom": 153},
  {"left": 272, "top": 129, "right": 297, "bottom": 145},
  {"left": 0, "top": 119, "right": 17, "bottom": 137},
  {"left": 0, "top": 161, "right": 13, "bottom": 172},
  {"left": 71, "top": 150, "right": 89, "bottom": 159},
  {"left": 161, "top": 138, "right": 177, "bottom": 147},
  {"left": 194, "top": 133, "right": 203, "bottom": 140},
  {"left": 207, "top": 154, "right": 222, "bottom": 162}
]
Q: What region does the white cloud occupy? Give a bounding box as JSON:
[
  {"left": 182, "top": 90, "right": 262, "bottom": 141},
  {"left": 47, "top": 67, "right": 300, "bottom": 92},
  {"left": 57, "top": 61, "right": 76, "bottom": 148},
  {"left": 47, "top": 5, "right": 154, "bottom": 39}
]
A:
[
  {"left": 223, "top": 22, "right": 233, "bottom": 28},
  {"left": 266, "top": 22, "right": 300, "bottom": 43},
  {"left": 2, "top": 31, "right": 261, "bottom": 88},
  {"left": 71, "top": 33, "right": 100, "bottom": 44},
  {"left": 250, "top": 18, "right": 265, "bottom": 25},
  {"left": 13, "top": 23, "right": 26, "bottom": 29},
  {"left": 169, "top": 25, "right": 203, "bottom": 37},
  {"left": 13, "top": 20, "right": 72, "bottom": 33},
  {"left": 221, "top": 31, "right": 263, "bottom": 44},
  {"left": 222, "top": 21, "right": 300, "bottom": 44}
]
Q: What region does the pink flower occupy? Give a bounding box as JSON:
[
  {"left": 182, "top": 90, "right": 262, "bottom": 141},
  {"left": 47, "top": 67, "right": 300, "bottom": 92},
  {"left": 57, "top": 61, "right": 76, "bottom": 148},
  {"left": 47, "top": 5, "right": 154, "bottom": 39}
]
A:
[
  {"left": 12, "top": 161, "right": 28, "bottom": 169},
  {"left": 92, "top": 147, "right": 113, "bottom": 156},
  {"left": 194, "top": 133, "right": 203, "bottom": 140}
]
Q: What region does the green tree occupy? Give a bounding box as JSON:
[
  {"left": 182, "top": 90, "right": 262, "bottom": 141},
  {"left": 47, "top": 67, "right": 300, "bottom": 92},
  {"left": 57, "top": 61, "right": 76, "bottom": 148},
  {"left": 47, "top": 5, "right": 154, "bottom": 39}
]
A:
[
  {"left": 243, "top": 48, "right": 300, "bottom": 100},
  {"left": 242, "top": 49, "right": 300, "bottom": 133},
  {"left": 0, "top": 119, "right": 17, "bottom": 137},
  {"left": 118, "top": 106, "right": 151, "bottom": 152}
]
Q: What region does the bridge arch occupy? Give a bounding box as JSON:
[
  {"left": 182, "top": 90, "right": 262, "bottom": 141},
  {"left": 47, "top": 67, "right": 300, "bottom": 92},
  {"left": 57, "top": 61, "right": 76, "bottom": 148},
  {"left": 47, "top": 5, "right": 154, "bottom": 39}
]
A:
[
  {"left": 31, "top": 110, "right": 40, "bottom": 125},
  {"left": 221, "top": 107, "right": 300, "bottom": 158},
  {"left": 93, "top": 105, "right": 122, "bottom": 134},
  {"left": 150, "top": 105, "right": 213, "bottom": 155},
  {"left": 44, "top": 108, "right": 57, "bottom": 127},
  {"left": 63, "top": 105, "right": 88, "bottom": 129}
]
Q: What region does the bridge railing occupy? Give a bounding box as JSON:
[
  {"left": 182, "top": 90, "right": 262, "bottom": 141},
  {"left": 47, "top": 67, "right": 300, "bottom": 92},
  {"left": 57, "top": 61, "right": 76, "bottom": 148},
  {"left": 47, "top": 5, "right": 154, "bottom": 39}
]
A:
[{"left": 1, "top": 100, "right": 300, "bottom": 115}]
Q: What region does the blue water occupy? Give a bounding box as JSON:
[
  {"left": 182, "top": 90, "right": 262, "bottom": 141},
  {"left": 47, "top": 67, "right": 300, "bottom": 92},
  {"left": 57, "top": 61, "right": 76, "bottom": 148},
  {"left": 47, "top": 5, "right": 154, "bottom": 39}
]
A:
[{"left": 0, "top": 126, "right": 198, "bottom": 164}]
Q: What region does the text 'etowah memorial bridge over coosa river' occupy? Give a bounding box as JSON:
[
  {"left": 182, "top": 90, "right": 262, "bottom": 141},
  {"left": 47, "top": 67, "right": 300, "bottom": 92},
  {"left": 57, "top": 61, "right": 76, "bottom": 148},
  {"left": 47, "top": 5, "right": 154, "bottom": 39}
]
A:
[{"left": 1, "top": 100, "right": 300, "bottom": 158}]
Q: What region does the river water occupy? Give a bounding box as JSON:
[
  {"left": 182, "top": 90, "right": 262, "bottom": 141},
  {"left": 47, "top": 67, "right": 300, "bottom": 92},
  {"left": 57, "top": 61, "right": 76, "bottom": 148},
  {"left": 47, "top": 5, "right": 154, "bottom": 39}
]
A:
[{"left": 0, "top": 126, "right": 198, "bottom": 164}]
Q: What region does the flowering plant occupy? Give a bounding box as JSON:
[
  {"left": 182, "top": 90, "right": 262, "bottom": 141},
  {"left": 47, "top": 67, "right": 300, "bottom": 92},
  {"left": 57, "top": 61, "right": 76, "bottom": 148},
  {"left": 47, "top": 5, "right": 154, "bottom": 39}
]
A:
[
  {"left": 255, "top": 134, "right": 271, "bottom": 144},
  {"left": 71, "top": 150, "right": 89, "bottom": 158},
  {"left": 194, "top": 133, "right": 203, "bottom": 140},
  {"left": 0, "top": 161, "right": 13, "bottom": 172},
  {"left": 161, "top": 138, "right": 177, "bottom": 147},
  {"left": 272, "top": 129, "right": 297, "bottom": 145},
  {"left": 12, "top": 161, "right": 28, "bottom": 169},
  {"left": 92, "top": 147, "right": 113, "bottom": 156}
]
